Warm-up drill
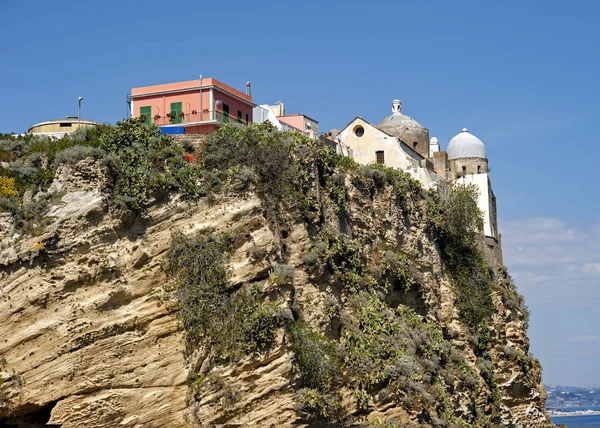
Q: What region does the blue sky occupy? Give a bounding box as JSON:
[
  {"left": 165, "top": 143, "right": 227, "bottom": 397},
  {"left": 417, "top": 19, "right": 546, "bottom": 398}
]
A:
[{"left": 1, "top": 1, "right": 599, "bottom": 386}]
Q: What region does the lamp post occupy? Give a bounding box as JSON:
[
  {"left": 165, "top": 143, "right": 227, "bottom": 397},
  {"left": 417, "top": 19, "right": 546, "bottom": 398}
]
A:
[{"left": 78, "top": 96, "right": 84, "bottom": 128}]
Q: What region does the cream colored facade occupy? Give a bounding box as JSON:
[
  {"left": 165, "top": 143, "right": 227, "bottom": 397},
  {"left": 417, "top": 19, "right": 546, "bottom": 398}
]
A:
[
  {"left": 337, "top": 117, "right": 439, "bottom": 187},
  {"left": 338, "top": 117, "right": 421, "bottom": 169},
  {"left": 28, "top": 117, "right": 101, "bottom": 138}
]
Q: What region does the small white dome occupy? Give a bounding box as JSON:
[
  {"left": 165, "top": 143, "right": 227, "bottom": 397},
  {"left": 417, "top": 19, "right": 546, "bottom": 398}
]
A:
[{"left": 447, "top": 128, "right": 486, "bottom": 160}]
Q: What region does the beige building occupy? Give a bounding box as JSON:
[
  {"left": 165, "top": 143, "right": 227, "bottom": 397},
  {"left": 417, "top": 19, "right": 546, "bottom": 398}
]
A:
[
  {"left": 336, "top": 115, "right": 438, "bottom": 187},
  {"left": 28, "top": 117, "right": 101, "bottom": 138},
  {"left": 334, "top": 99, "right": 501, "bottom": 257}
]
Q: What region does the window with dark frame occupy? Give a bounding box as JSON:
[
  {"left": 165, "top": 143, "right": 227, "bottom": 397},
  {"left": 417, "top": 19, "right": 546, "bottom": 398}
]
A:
[
  {"left": 376, "top": 150, "right": 385, "bottom": 164},
  {"left": 237, "top": 110, "right": 242, "bottom": 122},
  {"left": 245, "top": 113, "right": 249, "bottom": 124},
  {"left": 222, "top": 104, "right": 229, "bottom": 123}
]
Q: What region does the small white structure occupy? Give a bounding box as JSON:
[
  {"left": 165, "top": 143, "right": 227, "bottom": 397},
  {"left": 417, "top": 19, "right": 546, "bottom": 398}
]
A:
[{"left": 252, "top": 105, "right": 297, "bottom": 132}]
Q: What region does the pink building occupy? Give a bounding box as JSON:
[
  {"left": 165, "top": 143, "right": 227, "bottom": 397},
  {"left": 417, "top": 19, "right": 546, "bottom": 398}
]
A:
[
  {"left": 130, "top": 78, "right": 254, "bottom": 134},
  {"left": 277, "top": 114, "right": 319, "bottom": 139}
]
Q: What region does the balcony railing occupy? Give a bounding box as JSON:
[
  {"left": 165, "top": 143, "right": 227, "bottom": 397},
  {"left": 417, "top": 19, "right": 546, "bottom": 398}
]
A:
[
  {"left": 214, "top": 111, "right": 247, "bottom": 125},
  {"left": 142, "top": 110, "right": 248, "bottom": 127}
]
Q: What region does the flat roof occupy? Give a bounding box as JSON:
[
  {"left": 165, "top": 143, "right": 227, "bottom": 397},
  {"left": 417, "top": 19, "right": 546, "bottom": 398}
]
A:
[
  {"left": 277, "top": 113, "right": 319, "bottom": 124},
  {"left": 131, "top": 78, "right": 252, "bottom": 103}
]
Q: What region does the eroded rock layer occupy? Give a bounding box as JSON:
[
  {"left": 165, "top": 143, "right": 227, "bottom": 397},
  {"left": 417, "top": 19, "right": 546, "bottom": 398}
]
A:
[{"left": 0, "top": 160, "right": 551, "bottom": 427}]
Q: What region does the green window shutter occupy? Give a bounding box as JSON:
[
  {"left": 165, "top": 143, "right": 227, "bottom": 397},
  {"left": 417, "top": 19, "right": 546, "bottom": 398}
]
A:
[
  {"left": 170, "top": 102, "right": 183, "bottom": 124},
  {"left": 140, "top": 106, "right": 151, "bottom": 126}
]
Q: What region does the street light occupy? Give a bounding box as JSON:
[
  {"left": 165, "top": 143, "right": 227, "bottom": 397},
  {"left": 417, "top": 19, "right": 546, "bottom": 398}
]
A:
[{"left": 78, "top": 96, "right": 84, "bottom": 127}]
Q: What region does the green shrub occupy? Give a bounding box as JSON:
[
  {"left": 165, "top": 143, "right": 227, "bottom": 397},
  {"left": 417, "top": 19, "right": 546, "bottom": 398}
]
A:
[
  {"left": 166, "top": 231, "right": 231, "bottom": 346},
  {"left": 181, "top": 138, "right": 195, "bottom": 153},
  {"left": 167, "top": 231, "right": 279, "bottom": 358},
  {"left": 310, "top": 228, "right": 367, "bottom": 291},
  {"left": 289, "top": 320, "right": 340, "bottom": 391},
  {"left": 342, "top": 292, "right": 407, "bottom": 388},
  {"left": 378, "top": 250, "right": 414, "bottom": 291},
  {"left": 426, "top": 182, "right": 493, "bottom": 329},
  {"left": 203, "top": 124, "right": 299, "bottom": 205},
  {"left": 0, "top": 139, "right": 29, "bottom": 159},
  {"left": 326, "top": 172, "right": 346, "bottom": 213},
  {"left": 54, "top": 145, "right": 106, "bottom": 165},
  {"left": 230, "top": 165, "right": 258, "bottom": 192},
  {"left": 99, "top": 118, "right": 206, "bottom": 214},
  {"left": 6, "top": 161, "right": 39, "bottom": 177},
  {"left": 270, "top": 263, "right": 295, "bottom": 285},
  {"left": 369, "top": 163, "right": 422, "bottom": 204},
  {"left": 0, "top": 197, "right": 19, "bottom": 215},
  {"left": 294, "top": 388, "right": 346, "bottom": 423},
  {"left": 220, "top": 288, "right": 280, "bottom": 357}
]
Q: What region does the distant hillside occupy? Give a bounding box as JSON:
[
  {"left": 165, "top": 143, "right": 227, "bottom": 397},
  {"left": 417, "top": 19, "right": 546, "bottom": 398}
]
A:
[{"left": 546, "top": 385, "right": 600, "bottom": 408}]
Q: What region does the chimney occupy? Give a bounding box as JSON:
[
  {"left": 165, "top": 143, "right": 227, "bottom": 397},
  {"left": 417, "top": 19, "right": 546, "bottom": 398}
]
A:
[{"left": 246, "top": 81, "right": 251, "bottom": 97}]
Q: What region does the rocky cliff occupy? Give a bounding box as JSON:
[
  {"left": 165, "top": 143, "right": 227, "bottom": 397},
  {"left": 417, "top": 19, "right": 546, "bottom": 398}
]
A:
[{"left": 0, "top": 123, "right": 552, "bottom": 427}]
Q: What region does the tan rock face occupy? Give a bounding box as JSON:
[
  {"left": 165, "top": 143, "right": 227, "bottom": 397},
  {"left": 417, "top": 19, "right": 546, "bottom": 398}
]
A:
[{"left": 0, "top": 161, "right": 552, "bottom": 427}]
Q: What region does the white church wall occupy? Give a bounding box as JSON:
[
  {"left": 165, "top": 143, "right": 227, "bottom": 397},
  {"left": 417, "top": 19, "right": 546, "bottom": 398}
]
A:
[
  {"left": 406, "top": 167, "right": 439, "bottom": 189},
  {"left": 460, "top": 173, "right": 493, "bottom": 237}
]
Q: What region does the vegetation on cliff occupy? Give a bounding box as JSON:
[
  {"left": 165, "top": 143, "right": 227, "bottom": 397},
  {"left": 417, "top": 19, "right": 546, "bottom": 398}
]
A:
[{"left": 0, "top": 121, "right": 542, "bottom": 426}]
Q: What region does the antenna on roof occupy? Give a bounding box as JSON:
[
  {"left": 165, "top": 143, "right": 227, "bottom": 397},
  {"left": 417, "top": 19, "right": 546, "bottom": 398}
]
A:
[{"left": 126, "top": 93, "right": 132, "bottom": 118}]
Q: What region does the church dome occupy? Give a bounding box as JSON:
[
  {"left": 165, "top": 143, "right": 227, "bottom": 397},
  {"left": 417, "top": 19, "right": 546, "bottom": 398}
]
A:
[
  {"left": 447, "top": 128, "right": 486, "bottom": 160},
  {"left": 376, "top": 100, "right": 429, "bottom": 144}
]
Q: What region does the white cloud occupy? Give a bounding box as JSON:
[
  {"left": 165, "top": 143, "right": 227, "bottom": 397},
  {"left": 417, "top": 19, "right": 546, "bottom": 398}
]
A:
[
  {"left": 500, "top": 217, "right": 600, "bottom": 306},
  {"left": 501, "top": 217, "right": 600, "bottom": 386},
  {"left": 581, "top": 263, "right": 600, "bottom": 275},
  {"left": 570, "top": 335, "right": 600, "bottom": 343}
]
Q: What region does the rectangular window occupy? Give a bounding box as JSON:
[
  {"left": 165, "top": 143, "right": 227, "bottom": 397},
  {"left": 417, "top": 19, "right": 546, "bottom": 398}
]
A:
[
  {"left": 170, "top": 102, "right": 182, "bottom": 124},
  {"left": 237, "top": 110, "right": 242, "bottom": 123},
  {"left": 222, "top": 104, "right": 229, "bottom": 123},
  {"left": 413, "top": 142, "right": 418, "bottom": 150},
  {"left": 245, "top": 113, "right": 249, "bottom": 124},
  {"left": 376, "top": 150, "right": 385, "bottom": 164},
  {"left": 59, "top": 122, "right": 72, "bottom": 128},
  {"left": 140, "top": 106, "right": 151, "bottom": 126},
  {"left": 462, "top": 166, "right": 467, "bottom": 176}
]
